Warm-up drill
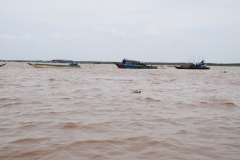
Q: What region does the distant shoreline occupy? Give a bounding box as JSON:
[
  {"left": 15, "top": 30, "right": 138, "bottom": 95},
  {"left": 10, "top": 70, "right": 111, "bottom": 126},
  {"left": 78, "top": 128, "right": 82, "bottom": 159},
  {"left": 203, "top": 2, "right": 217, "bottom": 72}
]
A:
[{"left": 1, "top": 60, "right": 240, "bottom": 66}]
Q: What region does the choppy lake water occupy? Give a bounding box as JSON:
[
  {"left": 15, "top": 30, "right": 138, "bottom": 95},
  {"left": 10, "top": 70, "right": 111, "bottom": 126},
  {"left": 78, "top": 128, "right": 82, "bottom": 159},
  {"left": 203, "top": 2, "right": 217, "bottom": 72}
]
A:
[{"left": 0, "top": 62, "right": 240, "bottom": 160}]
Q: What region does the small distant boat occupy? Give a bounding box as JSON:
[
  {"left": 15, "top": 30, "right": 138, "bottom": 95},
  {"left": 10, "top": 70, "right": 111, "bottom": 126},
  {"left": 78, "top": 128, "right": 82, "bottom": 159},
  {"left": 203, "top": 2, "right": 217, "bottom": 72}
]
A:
[
  {"left": 0, "top": 63, "right": 6, "bottom": 67},
  {"left": 27, "top": 59, "right": 80, "bottom": 68},
  {"left": 175, "top": 60, "right": 210, "bottom": 70},
  {"left": 114, "top": 58, "right": 157, "bottom": 69}
]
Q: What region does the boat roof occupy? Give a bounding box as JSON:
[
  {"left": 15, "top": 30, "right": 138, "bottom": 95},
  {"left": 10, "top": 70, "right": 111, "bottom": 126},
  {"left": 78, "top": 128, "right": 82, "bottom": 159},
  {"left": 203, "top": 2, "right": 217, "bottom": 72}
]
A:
[
  {"left": 52, "top": 59, "right": 73, "bottom": 63},
  {"left": 123, "top": 59, "right": 144, "bottom": 63}
]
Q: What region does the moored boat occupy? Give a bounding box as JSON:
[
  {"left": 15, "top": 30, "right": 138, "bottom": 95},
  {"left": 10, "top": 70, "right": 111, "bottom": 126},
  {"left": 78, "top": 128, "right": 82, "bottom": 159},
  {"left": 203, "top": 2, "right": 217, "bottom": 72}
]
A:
[
  {"left": 114, "top": 58, "right": 157, "bottom": 69},
  {"left": 175, "top": 60, "right": 210, "bottom": 70},
  {"left": 0, "top": 63, "right": 6, "bottom": 67},
  {"left": 27, "top": 59, "right": 80, "bottom": 68}
]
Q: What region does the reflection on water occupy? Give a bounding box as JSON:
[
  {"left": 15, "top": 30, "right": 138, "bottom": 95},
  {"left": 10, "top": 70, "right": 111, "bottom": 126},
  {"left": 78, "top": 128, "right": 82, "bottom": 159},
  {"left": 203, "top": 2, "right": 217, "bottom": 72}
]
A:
[{"left": 0, "top": 62, "right": 240, "bottom": 160}]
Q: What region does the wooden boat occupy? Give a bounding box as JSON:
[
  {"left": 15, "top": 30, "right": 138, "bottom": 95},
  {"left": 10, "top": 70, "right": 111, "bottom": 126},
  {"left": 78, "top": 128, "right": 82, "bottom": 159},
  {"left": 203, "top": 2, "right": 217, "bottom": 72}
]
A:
[
  {"left": 27, "top": 59, "right": 80, "bottom": 68},
  {"left": 114, "top": 58, "right": 157, "bottom": 69},
  {"left": 0, "top": 63, "right": 6, "bottom": 67},
  {"left": 175, "top": 60, "right": 210, "bottom": 70}
]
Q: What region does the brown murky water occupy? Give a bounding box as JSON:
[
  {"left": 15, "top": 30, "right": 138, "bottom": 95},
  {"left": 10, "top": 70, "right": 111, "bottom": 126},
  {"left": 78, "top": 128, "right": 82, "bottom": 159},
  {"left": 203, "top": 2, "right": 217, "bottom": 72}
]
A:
[{"left": 0, "top": 62, "right": 240, "bottom": 160}]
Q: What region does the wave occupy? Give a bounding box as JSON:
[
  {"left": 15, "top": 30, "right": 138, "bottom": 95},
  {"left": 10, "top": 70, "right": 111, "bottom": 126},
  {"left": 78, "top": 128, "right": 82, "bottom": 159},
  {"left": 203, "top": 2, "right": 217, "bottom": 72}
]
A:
[
  {"left": 225, "top": 102, "right": 237, "bottom": 106},
  {"left": 57, "top": 122, "right": 80, "bottom": 129},
  {"left": 10, "top": 137, "right": 50, "bottom": 144},
  {"left": 145, "top": 97, "right": 161, "bottom": 102},
  {"left": 0, "top": 102, "right": 22, "bottom": 108}
]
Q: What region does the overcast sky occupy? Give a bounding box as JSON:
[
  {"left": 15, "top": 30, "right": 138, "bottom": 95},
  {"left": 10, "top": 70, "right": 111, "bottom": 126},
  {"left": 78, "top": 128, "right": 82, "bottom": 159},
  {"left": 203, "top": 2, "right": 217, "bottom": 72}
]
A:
[{"left": 0, "top": 0, "right": 240, "bottom": 63}]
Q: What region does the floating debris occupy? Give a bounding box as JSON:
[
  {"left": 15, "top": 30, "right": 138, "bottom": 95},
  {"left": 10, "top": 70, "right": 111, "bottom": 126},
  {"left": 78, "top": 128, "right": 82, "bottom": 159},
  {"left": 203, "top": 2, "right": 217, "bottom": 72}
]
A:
[{"left": 131, "top": 90, "right": 141, "bottom": 93}]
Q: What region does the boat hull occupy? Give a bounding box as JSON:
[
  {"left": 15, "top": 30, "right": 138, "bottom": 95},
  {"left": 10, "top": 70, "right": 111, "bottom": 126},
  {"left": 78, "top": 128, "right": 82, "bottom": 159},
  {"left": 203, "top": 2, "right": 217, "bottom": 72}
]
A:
[
  {"left": 175, "top": 63, "right": 210, "bottom": 70},
  {"left": 175, "top": 66, "right": 210, "bottom": 70},
  {"left": 27, "top": 63, "right": 80, "bottom": 68},
  {"left": 114, "top": 63, "right": 157, "bottom": 69},
  {"left": 0, "top": 63, "right": 6, "bottom": 67}
]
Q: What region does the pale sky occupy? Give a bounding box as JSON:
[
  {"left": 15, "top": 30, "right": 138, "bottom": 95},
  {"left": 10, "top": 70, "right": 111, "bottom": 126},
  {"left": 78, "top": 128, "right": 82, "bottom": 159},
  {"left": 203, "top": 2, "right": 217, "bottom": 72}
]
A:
[{"left": 0, "top": 0, "right": 240, "bottom": 63}]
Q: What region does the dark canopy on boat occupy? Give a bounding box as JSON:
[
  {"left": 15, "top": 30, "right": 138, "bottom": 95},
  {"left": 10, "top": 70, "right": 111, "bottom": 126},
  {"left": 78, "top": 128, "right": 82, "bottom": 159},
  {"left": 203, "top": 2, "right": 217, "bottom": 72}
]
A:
[{"left": 52, "top": 59, "right": 73, "bottom": 63}]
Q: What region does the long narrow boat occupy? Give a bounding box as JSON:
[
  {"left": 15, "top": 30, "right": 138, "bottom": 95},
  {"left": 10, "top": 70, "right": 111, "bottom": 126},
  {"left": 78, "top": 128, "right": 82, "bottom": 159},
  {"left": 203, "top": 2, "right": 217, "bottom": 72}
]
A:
[
  {"left": 27, "top": 59, "right": 80, "bottom": 68},
  {"left": 0, "top": 63, "right": 6, "bottom": 67},
  {"left": 114, "top": 58, "right": 157, "bottom": 69},
  {"left": 175, "top": 60, "right": 210, "bottom": 70}
]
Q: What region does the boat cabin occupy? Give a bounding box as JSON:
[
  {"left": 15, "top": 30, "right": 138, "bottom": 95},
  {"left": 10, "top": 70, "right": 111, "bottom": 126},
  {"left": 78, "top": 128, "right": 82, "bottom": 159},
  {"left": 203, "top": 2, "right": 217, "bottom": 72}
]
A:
[
  {"left": 122, "top": 58, "right": 146, "bottom": 66},
  {"left": 195, "top": 60, "right": 205, "bottom": 68}
]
